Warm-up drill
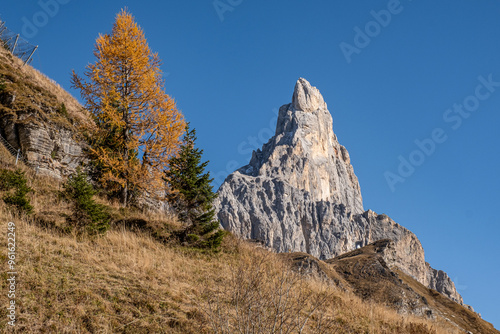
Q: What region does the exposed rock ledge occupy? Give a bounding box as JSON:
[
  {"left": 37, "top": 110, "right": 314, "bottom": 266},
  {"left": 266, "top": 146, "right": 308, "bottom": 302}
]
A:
[{"left": 0, "top": 113, "right": 86, "bottom": 179}]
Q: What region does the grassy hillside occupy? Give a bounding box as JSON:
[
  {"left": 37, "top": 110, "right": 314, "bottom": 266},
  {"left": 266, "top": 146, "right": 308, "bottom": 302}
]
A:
[
  {"left": 0, "top": 148, "right": 486, "bottom": 333},
  {"left": 325, "top": 241, "right": 498, "bottom": 334},
  {"left": 0, "top": 213, "right": 463, "bottom": 334},
  {"left": 0, "top": 45, "right": 87, "bottom": 129}
]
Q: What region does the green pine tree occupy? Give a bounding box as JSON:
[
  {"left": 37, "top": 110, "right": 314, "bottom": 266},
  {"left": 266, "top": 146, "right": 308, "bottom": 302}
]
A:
[
  {"left": 0, "top": 169, "right": 33, "bottom": 215},
  {"left": 164, "top": 125, "right": 225, "bottom": 250},
  {"left": 62, "top": 168, "right": 110, "bottom": 235}
]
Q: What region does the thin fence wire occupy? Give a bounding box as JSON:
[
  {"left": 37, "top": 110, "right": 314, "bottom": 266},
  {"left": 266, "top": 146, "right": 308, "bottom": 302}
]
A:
[
  {"left": 0, "top": 132, "right": 25, "bottom": 164},
  {"left": 0, "top": 19, "right": 38, "bottom": 65}
]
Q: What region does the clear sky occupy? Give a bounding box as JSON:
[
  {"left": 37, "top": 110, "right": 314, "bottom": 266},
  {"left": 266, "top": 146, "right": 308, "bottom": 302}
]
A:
[{"left": 2, "top": 0, "right": 499, "bottom": 327}]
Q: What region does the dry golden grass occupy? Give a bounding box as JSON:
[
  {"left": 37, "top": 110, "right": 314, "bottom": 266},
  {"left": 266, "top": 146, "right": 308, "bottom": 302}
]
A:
[
  {"left": 0, "top": 46, "right": 90, "bottom": 128},
  {"left": 0, "top": 145, "right": 16, "bottom": 167},
  {"left": 394, "top": 269, "right": 498, "bottom": 334},
  {"left": 0, "top": 209, "right": 467, "bottom": 333},
  {"left": 0, "top": 206, "right": 466, "bottom": 333},
  {"left": 6, "top": 48, "right": 81, "bottom": 114}
]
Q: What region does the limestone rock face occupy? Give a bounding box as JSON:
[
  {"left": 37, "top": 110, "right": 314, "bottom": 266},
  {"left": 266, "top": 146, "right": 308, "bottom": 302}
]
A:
[
  {"left": 216, "top": 78, "right": 464, "bottom": 305},
  {"left": 226, "top": 78, "right": 363, "bottom": 213},
  {"left": 0, "top": 46, "right": 88, "bottom": 179},
  {"left": 425, "top": 264, "right": 464, "bottom": 305},
  {"left": 292, "top": 78, "right": 326, "bottom": 113},
  {"left": 0, "top": 115, "right": 86, "bottom": 179}
]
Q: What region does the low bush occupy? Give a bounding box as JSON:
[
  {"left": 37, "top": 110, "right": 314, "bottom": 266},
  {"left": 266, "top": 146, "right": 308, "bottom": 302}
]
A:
[{"left": 58, "top": 102, "right": 68, "bottom": 117}]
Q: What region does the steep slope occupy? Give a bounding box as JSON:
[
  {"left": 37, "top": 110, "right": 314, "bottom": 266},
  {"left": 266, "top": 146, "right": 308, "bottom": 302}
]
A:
[
  {"left": 285, "top": 240, "right": 498, "bottom": 334},
  {"left": 0, "top": 152, "right": 481, "bottom": 333},
  {"left": 216, "top": 78, "right": 465, "bottom": 306},
  {"left": 0, "top": 45, "right": 88, "bottom": 178},
  {"left": 0, "top": 203, "right": 481, "bottom": 334}
]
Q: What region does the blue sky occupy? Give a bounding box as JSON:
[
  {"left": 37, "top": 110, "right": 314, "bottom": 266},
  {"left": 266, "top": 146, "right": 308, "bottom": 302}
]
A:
[{"left": 2, "top": 0, "right": 499, "bottom": 327}]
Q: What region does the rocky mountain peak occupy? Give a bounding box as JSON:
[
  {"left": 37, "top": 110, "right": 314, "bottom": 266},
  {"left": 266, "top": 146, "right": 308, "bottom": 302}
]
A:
[
  {"left": 292, "top": 78, "right": 327, "bottom": 112},
  {"left": 216, "top": 78, "right": 465, "bottom": 306},
  {"left": 239, "top": 78, "right": 363, "bottom": 212}
]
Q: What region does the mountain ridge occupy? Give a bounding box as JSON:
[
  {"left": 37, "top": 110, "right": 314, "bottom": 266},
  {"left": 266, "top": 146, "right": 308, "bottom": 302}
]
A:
[{"left": 284, "top": 239, "right": 498, "bottom": 333}]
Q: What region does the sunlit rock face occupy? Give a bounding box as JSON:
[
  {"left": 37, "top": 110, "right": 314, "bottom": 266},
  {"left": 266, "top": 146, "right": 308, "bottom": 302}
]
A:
[{"left": 216, "top": 78, "right": 464, "bottom": 305}]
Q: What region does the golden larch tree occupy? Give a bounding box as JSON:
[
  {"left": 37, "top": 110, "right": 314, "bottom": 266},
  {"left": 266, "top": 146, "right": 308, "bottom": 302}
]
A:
[{"left": 72, "top": 8, "right": 185, "bottom": 207}]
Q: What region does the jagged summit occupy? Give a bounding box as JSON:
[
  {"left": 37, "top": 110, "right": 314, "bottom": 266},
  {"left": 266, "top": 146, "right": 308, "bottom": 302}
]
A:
[
  {"left": 236, "top": 78, "right": 363, "bottom": 212},
  {"left": 292, "top": 78, "right": 327, "bottom": 112},
  {"left": 216, "top": 78, "right": 466, "bottom": 307}
]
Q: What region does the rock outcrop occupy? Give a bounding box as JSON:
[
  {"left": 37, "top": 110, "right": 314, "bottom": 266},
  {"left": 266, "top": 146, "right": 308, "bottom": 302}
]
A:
[
  {"left": 425, "top": 264, "right": 463, "bottom": 305},
  {"left": 233, "top": 78, "right": 363, "bottom": 212},
  {"left": 0, "top": 45, "right": 87, "bottom": 179},
  {"left": 284, "top": 241, "right": 492, "bottom": 333},
  {"left": 216, "top": 78, "right": 464, "bottom": 305},
  {"left": 0, "top": 114, "right": 86, "bottom": 179}
]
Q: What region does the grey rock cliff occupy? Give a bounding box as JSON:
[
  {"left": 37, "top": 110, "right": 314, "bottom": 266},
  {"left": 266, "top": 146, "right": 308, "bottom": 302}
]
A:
[
  {"left": 229, "top": 78, "right": 363, "bottom": 214},
  {"left": 0, "top": 46, "right": 87, "bottom": 179},
  {"left": 216, "top": 78, "right": 464, "bottom": 305},
  {"left": 0, "top": 114, "right": 86, "bottom": 179},
  {"left": 425, "top": 263, "right": 464, "bottom": 305}
]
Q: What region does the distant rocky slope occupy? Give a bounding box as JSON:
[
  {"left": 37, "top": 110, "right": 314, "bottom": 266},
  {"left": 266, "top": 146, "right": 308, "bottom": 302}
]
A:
[
  {"left": 283, "top": 240, "right": 498, "bottom": 334},
  {"left": 0, "top": 46, "right": 88, "bottom": 179},
  {"left": 216, "top": 78, "right": 465, "bottom": 306}
]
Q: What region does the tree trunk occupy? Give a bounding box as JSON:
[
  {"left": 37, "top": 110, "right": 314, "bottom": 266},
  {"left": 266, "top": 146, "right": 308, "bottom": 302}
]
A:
[
  {"left": 121, "top": 68, "right": 130, "bottom": 208},
  {"left": 120, "top": 182, "right": 128, "bottom": 207}
]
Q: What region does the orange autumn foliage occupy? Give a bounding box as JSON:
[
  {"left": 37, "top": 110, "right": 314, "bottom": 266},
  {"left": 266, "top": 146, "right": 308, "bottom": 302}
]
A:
[{"left": 72, "top": 9, "right": 185, "bottom": 206}]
